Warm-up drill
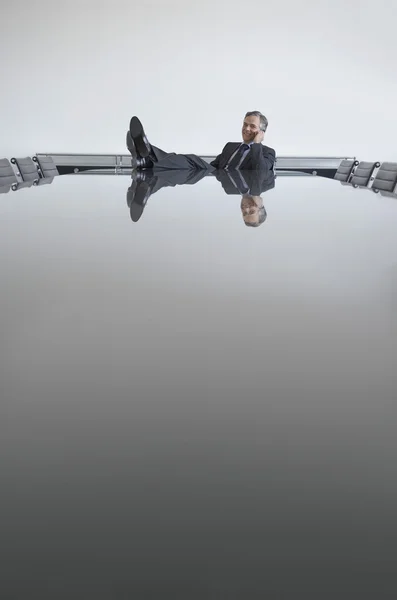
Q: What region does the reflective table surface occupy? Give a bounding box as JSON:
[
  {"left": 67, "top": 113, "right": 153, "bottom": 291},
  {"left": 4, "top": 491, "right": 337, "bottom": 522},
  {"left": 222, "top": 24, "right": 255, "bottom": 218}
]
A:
[{"left": 1, "top": 172, "right": 397, "bottom": 599}]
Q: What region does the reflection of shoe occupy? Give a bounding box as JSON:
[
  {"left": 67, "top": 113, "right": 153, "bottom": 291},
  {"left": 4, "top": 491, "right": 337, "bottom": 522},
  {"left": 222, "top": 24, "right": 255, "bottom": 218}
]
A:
[
  {"left": 126, "top": 179, "right": 137, "bottom": 207},
  {"left": 130, "top": 203, "right": 144, "bottom": 222},
  {"left": 129, "top": 116, "right": 151, "bottom": 158},
  {"left": 135, "top": 181, "right": 152, "bottom": 206},
  {"left": 135, "top": 169, "right": 154, "bottom": 182},
  {"left": 129, "top": 180, "right": 153, "bottom": 222}
]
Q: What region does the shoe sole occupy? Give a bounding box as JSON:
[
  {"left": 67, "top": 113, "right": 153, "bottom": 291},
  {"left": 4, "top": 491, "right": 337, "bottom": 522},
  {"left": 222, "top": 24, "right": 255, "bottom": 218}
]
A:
[
  {"left": 126, "top": 132, "right": 139, "bottom": 169},
  {"left": 129, "top": 117, "right": 150, "bottom": 158},
  {"left": 126, "top": 131, "right": 137, "bottom": 156},
  {"left": 134, "top": 181, "right": 151, "bottom": 206},
  {"left": 129, "top": 182, "right": 152, "bottom": 222}
]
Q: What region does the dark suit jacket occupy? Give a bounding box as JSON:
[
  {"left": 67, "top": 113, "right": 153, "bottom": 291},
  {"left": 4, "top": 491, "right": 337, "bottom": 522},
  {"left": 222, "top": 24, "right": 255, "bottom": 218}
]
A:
[{"left": 210, "top": 142, "right": 276, "bottom": 170}]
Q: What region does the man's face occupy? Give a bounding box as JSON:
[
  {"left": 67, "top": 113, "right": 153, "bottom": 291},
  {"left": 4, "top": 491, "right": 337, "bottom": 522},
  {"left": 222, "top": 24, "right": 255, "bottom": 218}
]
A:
[{"left": 242, "top": 115, "right": 261, "bottom": 143}]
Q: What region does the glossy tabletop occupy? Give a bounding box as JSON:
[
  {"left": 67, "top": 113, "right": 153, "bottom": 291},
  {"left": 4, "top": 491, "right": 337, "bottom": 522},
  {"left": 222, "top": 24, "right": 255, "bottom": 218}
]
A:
[{"left": 1, "top": 172, "right": 397, "bottom": 599}]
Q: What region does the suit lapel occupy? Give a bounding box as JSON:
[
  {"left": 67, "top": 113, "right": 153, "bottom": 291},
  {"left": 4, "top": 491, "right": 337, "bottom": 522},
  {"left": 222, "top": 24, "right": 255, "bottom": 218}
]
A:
[{"left": 221, "top": 143, "right": 241, "bottom": 169}]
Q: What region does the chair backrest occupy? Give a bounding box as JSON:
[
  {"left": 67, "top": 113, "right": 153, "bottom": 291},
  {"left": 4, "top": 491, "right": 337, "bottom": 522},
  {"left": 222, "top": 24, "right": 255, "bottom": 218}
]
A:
[
  {"left": 372, "top": 162, "right": 397, "bottom": 193},
  {"left": 0, "top": 158, "right": 18, "bottom": 187},
  {"left": 12, "top": 180, "right": 37, "bottom": 191},
  {"left": 34, "top": 155, "right": 59, "bottom": 178},
  {"left": 334, "top": 159, "right": 356, "bottom": 182},
  {"left": 11, "top": 157, "right": 40, "bottom": 182},
  {"left": 379, "top": 190, "right": 397, "bottom": 198},
  {"left": 36, "top": 176, "right": 54, "bottom": 186},
  {"left": 350, "top": 161, "right": 378, "bottom": 187}
]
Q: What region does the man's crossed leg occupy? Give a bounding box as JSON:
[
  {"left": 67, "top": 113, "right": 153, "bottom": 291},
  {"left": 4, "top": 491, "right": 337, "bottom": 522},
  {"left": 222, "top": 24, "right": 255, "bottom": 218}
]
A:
[{"left": 127, "top": 116, "right": 215, "bottom": 172}]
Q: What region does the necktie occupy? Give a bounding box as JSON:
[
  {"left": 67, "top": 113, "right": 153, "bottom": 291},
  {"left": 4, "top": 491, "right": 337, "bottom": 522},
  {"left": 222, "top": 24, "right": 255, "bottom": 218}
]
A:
[
  {"left": 227, "top": 170, "right": 250, "bottom": 194},
  {"left": 227, "top": 144, "right": 250, "bottom": 170}
]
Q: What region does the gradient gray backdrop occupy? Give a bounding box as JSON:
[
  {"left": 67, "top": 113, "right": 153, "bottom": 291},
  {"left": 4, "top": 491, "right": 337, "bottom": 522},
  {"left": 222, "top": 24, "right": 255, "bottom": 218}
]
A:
[{"left": 1, "top": 0, "right": 397, "bottom": 158}]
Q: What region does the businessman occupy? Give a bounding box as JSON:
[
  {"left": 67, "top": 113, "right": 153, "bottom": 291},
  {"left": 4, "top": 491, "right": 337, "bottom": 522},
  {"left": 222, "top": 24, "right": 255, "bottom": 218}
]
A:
[{"left": 127, "top": 111, "right": 276, "bottom": 172}]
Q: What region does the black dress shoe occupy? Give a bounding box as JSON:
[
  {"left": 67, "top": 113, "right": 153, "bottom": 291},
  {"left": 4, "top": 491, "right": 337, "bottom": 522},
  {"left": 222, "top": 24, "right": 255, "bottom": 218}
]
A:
[
  {"left": 126, "top": 131, "right": 139, "bottom": 169},
  {"left": 129, "top": 116, "right": 152, "bottom": 158},
  {"left": 126, "top": 132, "right": 152, "bottom": 169},
  {"left": 126, "top": 131, "right": 137, "bottom": 156}
]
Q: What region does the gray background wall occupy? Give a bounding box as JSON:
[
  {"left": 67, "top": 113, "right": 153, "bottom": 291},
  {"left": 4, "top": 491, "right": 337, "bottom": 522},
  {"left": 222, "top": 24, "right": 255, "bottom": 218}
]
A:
[{"left": 1, "top": 0, "right": 396, "bottom": 158}]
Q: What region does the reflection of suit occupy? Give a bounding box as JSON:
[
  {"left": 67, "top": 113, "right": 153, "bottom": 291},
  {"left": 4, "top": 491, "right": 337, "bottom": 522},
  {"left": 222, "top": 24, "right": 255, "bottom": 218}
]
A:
[
  {"left": 127, "top": 168, "right": 210, "bottom": 221},
  {"left": 215, "top": 168, "right": 275, "bottom": 196},
  {"left": 211, "top": 143, "right": 276, "bottom": 171},
  {"left": 128, "top": 167, "right": 275, "bottom": 223},
  {"left": 141, "top": 168, "right": 209, "bottom": 191}
]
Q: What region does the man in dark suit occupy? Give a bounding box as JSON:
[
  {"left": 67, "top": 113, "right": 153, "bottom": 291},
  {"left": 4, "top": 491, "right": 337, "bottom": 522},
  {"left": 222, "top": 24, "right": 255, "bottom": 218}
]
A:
[{"left": 127, "top": 111, "right": 275, "bottom": 172}]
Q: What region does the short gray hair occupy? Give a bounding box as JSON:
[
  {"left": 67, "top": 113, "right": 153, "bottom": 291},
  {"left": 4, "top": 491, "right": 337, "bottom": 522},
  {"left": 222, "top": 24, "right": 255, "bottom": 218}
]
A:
[
  {"left": 245, "top": 111, "right": 268, "bottom": 132},
  {"left": 244, "top": 205, "right": 267, "bottom": 227}
]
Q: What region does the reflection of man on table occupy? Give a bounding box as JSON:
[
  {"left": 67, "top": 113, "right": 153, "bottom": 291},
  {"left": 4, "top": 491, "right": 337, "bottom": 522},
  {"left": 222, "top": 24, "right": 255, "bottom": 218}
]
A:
[
  {"left": 241, "top": 195, "right": 267, "bottom": 227},
  {"left": 127, "top": 111, "right": 276, "bottom": 172},
  {"left": 127, "top": 168, "right": 275, "bottom": 227},
  {"left": 213, "top": 168, "right": 275, "bottom": 227}
]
